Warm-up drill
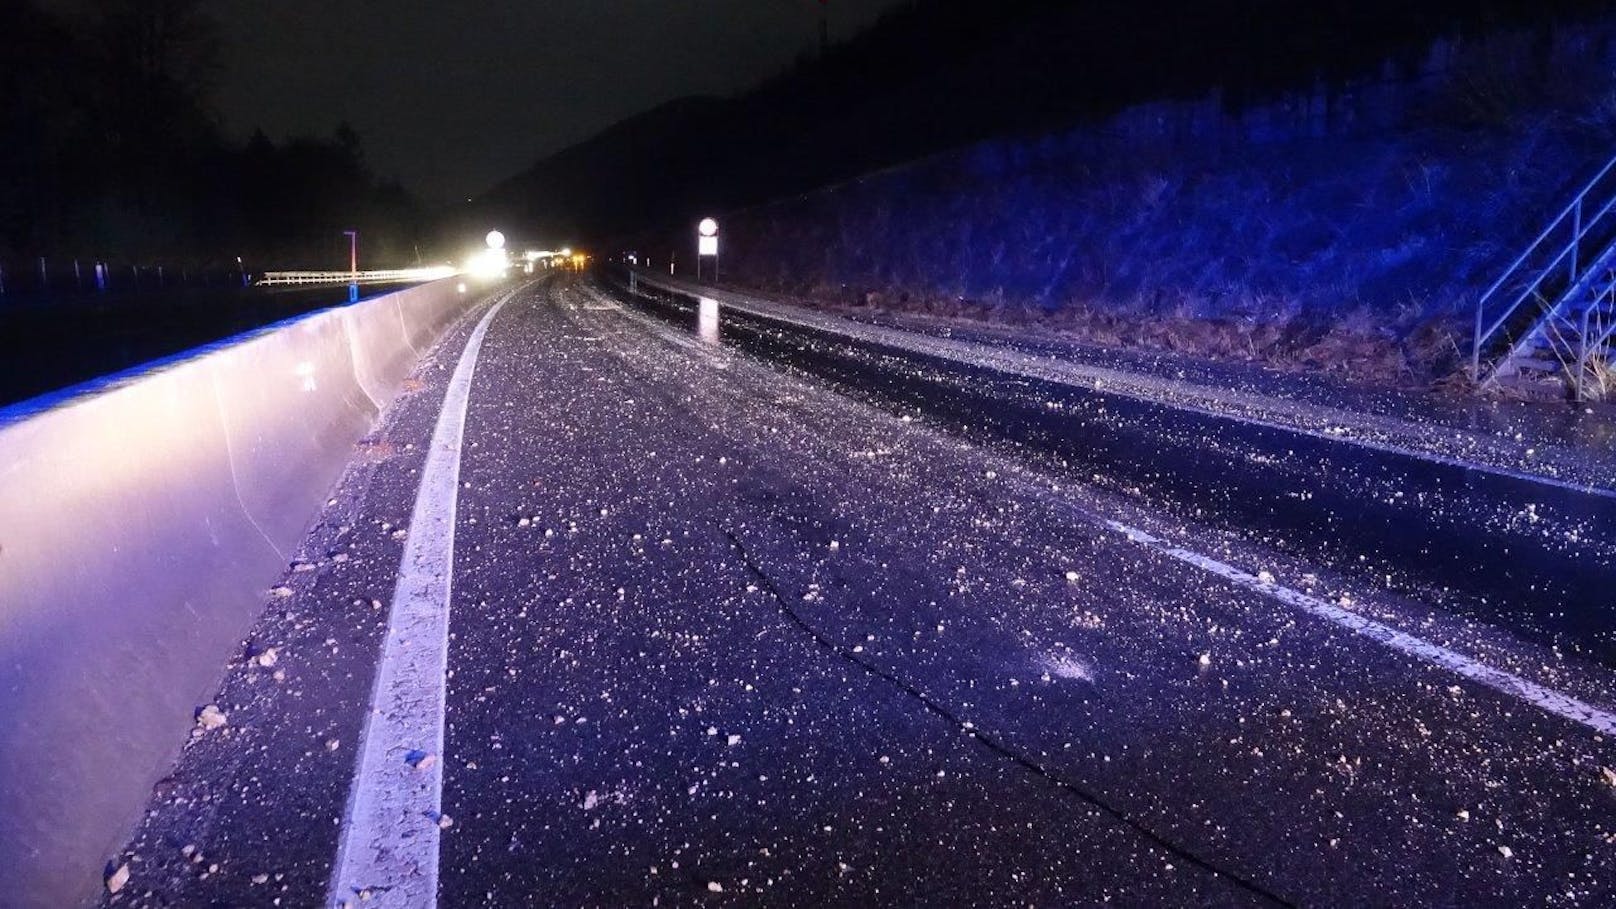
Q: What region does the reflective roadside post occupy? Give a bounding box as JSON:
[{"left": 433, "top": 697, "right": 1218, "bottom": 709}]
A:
[
  {"left": 697, "top": 217, "right": 719, "bottom": 283},
  {"left": 698, "top": 296, "right": 720, "bottom": 344}
]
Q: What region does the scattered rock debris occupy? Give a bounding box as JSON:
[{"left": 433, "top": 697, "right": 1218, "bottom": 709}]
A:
[{"left": 194, "top": 704, "right": 227, "bottom": 731}]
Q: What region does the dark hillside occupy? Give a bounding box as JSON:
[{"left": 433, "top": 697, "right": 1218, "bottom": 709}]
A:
[
  {"left": 473, "top": 96, "right": 732, "bottom": 251},
  {"left": 2, "top": 1, "right": 428, "bottom": 271},
  {"left": 468, "top": 0, "right": 1612, "bottom": 243},
  {"left": 679, "top": 19, "right": 1616, "bottom": 389}
]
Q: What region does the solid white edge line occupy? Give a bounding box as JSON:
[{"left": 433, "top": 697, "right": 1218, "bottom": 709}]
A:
[
  {"left": 635, "top": 272, "right": 1615, "bottom": 501},
  {"left": 327, "top": 291, "right": 513, "bottom": 908},
  {"left": 1101, "top": 518, "right": 1616, "bottom": 737},
  {"left": 623, "top": 273, "right": 1616, "bottom": 738}
]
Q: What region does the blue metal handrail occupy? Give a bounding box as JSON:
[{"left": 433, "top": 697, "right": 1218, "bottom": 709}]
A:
[{"left": 1472, "top": 152, "right": 1616, "bottom": 379}]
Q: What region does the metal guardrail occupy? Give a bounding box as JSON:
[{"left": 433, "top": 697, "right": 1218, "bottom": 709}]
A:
[
  {"left": 1471, "top": 153, "right": 1616, "bottom": 381},
  {"left": 258, "top": 267, "right": 457, "bottom": 287}
]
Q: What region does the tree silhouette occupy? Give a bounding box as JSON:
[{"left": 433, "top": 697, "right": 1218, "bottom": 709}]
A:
[{"left": 0, "top": 1, "right": 426, "bottom": 270}]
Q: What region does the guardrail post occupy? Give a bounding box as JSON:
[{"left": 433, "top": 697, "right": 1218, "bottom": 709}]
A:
[{"left": 1571, "top": 198, "right": 1583, "bottom": 283}]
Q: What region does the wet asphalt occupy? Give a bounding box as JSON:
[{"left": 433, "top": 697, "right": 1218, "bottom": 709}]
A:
[
  {"left": 102, "top": 275, "right": 1616, "bottom": 907},
  {"left": 611, "top": 273, "right": 1616, "bottom": 664}
]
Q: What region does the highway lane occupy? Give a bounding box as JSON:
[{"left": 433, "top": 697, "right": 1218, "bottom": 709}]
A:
[
  {"left": 105, "top": 275, "right": 1616, "bottom": 906},
  {"left": 613, "top": 271, "right": 1616, "bottom": 665}
]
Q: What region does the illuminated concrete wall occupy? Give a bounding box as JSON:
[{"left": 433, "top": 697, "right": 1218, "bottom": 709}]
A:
[{"left": 0, "top": 278, "right": 477, "bottom": 906}]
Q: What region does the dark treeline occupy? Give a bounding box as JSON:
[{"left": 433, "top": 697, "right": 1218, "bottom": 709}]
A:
[
  {"left": 0, "top": 0, "right": 424, "bottom": 272},
  {"left": 472, "top": 0, "right": 1615, "bottom": 247}
]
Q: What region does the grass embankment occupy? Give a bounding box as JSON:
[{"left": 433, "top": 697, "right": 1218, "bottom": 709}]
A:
[{"left": 717, "top": 25, "right": 1616, "bottom": 395}]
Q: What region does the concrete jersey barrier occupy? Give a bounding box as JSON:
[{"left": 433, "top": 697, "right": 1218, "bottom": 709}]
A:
[{"left": 0, "top": 277, "right": 484, "bottom": 906}]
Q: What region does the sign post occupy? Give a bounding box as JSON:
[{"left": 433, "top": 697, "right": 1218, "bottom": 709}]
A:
[
  {"left": 697, "top": 217, "right": 719, "bottom": 283},
  {"left": 343, "top": 230, "right": 359, "bottom": 302}
]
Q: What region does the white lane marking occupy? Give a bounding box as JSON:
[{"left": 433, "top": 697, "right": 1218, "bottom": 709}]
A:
[
  {"left": 1102, "top": 518, "right": 1616, "bottom": 737},
  {"left": 612, "top": 276, "right": 1616, "bottom": 738},
  {"left": 621, "top": 277, "right": 1616, "bottom": 733},
  {"left": 328, "top": 292, "right": 512, "bottom": 908},
  {"left": 634, "top": 273, "right": 1615, "bottom": 500}
]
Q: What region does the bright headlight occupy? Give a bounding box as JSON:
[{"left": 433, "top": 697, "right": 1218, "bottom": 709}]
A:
[{"left": 464, "top": 249, "right": 509, "bottom": 280}]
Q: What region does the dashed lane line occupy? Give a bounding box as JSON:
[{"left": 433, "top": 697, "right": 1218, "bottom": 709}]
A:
[
  {"left": 1098, "top": 518, "right": 1616, "bottom": 737},
  {"left": 614, "top": 276, "right": 1616, "bottom": 738}
]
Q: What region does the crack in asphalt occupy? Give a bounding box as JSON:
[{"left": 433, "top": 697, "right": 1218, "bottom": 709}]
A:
[{"left": 718, "top": 526, "right": 1294, "bottom": 908}]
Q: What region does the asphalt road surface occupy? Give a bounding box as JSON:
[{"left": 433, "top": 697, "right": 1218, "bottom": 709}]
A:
[{"left": 104, "top": 274, "right": 1616, "bottom": 907}]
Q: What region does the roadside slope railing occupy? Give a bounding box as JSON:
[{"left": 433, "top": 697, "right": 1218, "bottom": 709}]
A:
[
  {"left": 1473, "top": 151, "right": 1616, "bottom": 397},
  {"left": 258, "top": 266, "right": 458, "bottom": 287},
  {"left": 0, "top": 276, "right": 484, "bottom": 908}
]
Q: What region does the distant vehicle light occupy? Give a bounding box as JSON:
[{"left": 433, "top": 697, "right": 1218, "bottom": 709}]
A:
[{"left": 465, "top": 248, "right": 509, "bottom": 280}]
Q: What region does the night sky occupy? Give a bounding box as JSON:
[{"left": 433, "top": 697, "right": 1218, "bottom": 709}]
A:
[{"left": 202, "top": 0, "right": 907, "bottom": 203}]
